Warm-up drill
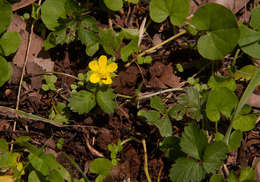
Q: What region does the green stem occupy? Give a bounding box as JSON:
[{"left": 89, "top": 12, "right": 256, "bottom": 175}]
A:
[
  {"left": 138, "top": 88, "right": 183, "bottom": 100},
  {"left": 125, "top": 30, "right": 187, "bottom": 67},
  {"left": 28, "top": 71, "right": 79, "bottom": 80},
  {"left": 142, "top": 139, "right": 152, "bottom": 182},
  {"left": 232, "top": 49, "right": 240, "bottom": 67},
  {"left": 116, "top": 94, "right": 134, "bottom": 99}
]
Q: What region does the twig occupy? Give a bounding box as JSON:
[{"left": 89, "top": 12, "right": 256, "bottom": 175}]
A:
[
  {"left": 142, "top": 139, "right": 152, "bottom": 182},
  {"left": 138, "top": 88, "right": 183, "bottom": 100}
]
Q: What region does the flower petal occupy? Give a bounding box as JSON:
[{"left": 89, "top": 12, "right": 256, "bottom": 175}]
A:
[
  {"left": 98, "top": 55, "right": 107, "bottom": 73},
  {"left": 107, "top": 62, "right": 117, "bottom": 72},
  {"left": 90, "top": 73, "right": 101, "bottom": 83},
  {"left": 89, "top": 60, "right": 99, "bottom": 71},
  {"left": 102, "top": 75, "right": 112, "bottom": 84}
]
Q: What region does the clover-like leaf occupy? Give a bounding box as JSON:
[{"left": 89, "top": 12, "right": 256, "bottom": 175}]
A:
[
  {"left": 250, "top": 7, "right": 260, "bottom": 30},
  {"left": 228, "top": 130, "right": 242, "bottom": 152},
  {"left": 208, "top": 75, "right": 236, "bottom": 91},
  {"left": 150, "top": 96, "right": 166, "bottom": 114},
  {"left": 0, "top": 0, "right": 12, "bottom": 35},
  {"left": 169, "top": 158, "right": 206, "bottom": 182},
  {"left": 233, "top": 114, "right": 256, "bottom": 132},
  {"left": 234, "top": 65, "right": 258, "bottom": 81},
  {"left": 68, "top": 90, "right": 96, "bottom": 114},
  {"left": 104, "top": 0, "right": 123, "bottom": 11},
  {"left": 180, "top": 123, "right": 208, "bottom": 160},
  {"left": 238, "top": 24, "right": 260, "bottom": 59},
  {"left": 206, "top": 87, "right": 238, "bottom": 122},
  {"left": 96, "top": 88, "right": 117, "bottom": 114},
  {"left": 0, "top": 32, "right": 21, "bottom": 57},
  {"left": 203, "top": 141, "right": 228, "bottom": 173},
  {"left": 0, "top": 56, "right": 12, "bottom": 87},
  {"left": 149, "top": 0, "right": 189, "bottom": 26},
  {"left": 41, "top": 0, "right": 67, "bottom": 31},
  {"left": 189, "top": 3, "right": 239, "bottom": 60}
]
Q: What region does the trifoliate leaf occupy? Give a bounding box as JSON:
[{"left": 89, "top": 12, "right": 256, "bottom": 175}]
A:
[
  {"left": 189, "top": 3, "right": 239, "bottom": 60},
  {"left": 169, "top": 158, "right": 206, "bottom": 182},
  {"left": 150, "top": 96, "right": 166, "bottom": 114},
  {"left": 203, "top": 141, "right": 228, "bottom": 173},
  {"left": 96, "top": 88, "right": 117, "bottom": 114},
  {"left": 240, "top": 167, "right": 255, "bottom": 182},
  {"left": 238, "top": 24, "right": 260, "bottom": 59},
  {"left": 0, "top": 56, "right": 12, "bottom": 87},
  {"left": 41, "top": 0, "right": 67, "bottom": 31},
  {"left": 208, "top": 75, "right": 236, "bottom": 91},
  {"left": 250, "top": 7, "right": 260, "bottom": 30},
  {"left": 0, "top": 0, "right": 12, "bottom": 35},
  {"left": 210, "top": 174, "right": 225, "bottom": 182},
  {"left": 104, "top": 0, "right": 123, "bottom": 11},
  {"left": 68, "top": 90, "right": 96, "bottom": 114},
  {"left": 89, "top": 158, "right": 113, "bottom": 175},
  {"left": 0, "top": 32, "right": 21, "bottom": 57},
  {"left": 228, "top": 130, "right": 242, "bottom": 152},
  {"left": 233, "top": 114, "right": 256, "bottom": 132},
  {"left": 149, "top": 0, "right": 190, "bottom": 26},
  {"left": 180, "top": 123, "right": 208, "bottom": 160},
  {"left": 206, "top": 87, "right": 238, "bottom": 122},
  {"left": 234, "top": 65, "right": 258, "bottom": 81}
]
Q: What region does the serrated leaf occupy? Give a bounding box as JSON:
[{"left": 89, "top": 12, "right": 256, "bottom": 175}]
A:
[
  {"left": 149, "top": 0, "right": 190, "bottom": 26},
  {"left": 250, "top": 7, "right": 260, "bottom": 30},
  {"left": 206, "top": 87, "right": 238, "bottom": 122},
  {"left": 68, "top": 90, "right": 96, "bottom": 114},
  {"left": 120, "top": 38, "right": 138, "bottom": 62},
  {"left": 99, "top": 29, "right": 122, "bottom": 56},
  {"left": 78, "top": 17, "right": 99, "bottom": 45},
  {"left": 240, "top": 167, "right": 255, "bottom": 182},
  {"left": 210, "top": 174, "right": 225, "bottom": 182},
  {"left": 138, "top": 110, "right": 160, "bottom": 122},
  {"left": 0, "top": 32, "right": 21, "bottom": 56},
  {"left": 96, "top": 88, "right": 116, "bottom": 114},
  {"left": 168, "top": 104, "right": 185, "bottom": 121},
  {"left": 208, "top": 75, "right": 236, "bottom": 91},
  {"left": 233, "top": 114, "right": 256, "bottom": 132},
  {"left": 104, "top": 0, "right": 123, "bottom": 11},
  {"left": 190, "top": 3, "right": 239, "bottom": 60},
  {"left": 0, "top": 0, "right": 12, "bottom": 35},
  {"left": 0, "top": 56, "right": 12, "bottom": 87},
  {"left": 203, "top": 141, "right": 228, "bottom": 173},
  {"left": 41, "top": 0, "right": 67, "bottom": 31},
  {"left": 238, "top": 24, "right": 260, "bottom": 59},
  {"left": 234, "top": 65, "right": 258, "bottom": 81},
  {"left": 121, "top": 28, "right": 139, "bottom": 39},
  {"left": 180, "top": 123, "right": 208, "bottom": 160},
  {"left": 169, "top": 158, "right": 206, "bottom": 182},
  {"left": 150, "top": 96, "right": 166, "bottom": 114},
  {"left": 89, "top": 158, "right": 113, "bottom": 175}
]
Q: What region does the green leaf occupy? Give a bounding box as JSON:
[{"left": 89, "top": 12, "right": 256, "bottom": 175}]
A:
[
  {"left": 168, "top": 104, "right": 185, "bottom": 121},
  {"left": 210, "top": 174, "right": 225, "bottom": 182},
  {"left": 120, "top": 28, "right": 139, "bottom": 39},
  {"left": 104, "top": 0, "right": 123, "bottom": 11},
  {"left": 228, "top": 171, "right": 238, "bottom": 182},
  {"left": 0, "top": 0, "right": 12, "bottom": 35},
  {"left": 0, "top": 152, "right": 19, "bottom": 169},
  {"left": 120, "top": 38, "right": 138, "bottom": 62},
  {"left": 233, "top": 114, "right": 256, "bottom": 132},
  {"left": 28, "top": 171, "right": 41, "bottom": 182},
  {"left": 150, "top": 96, "right": 166, "bottom": 114},
  {"left": 250, "top": 7, "right": 260, "bottom": 30},
  {"left": 41, "top": 0, "right": 67, "bottom": 31},
  {"left": 169, "top": 158, "right": 206, "bottom": 182},
  {"left": 234, "top": 65, "right": 258, "bottom": 81},
  {"left": 189, "top": 3, "right": 239, "bottom": 60},
  {"left": 240, "top": 167, "right": 255, "bottom": 182},
  {"left": 78, "top": 17, "right": 99, "bottom": 45},
  {"left": 47, "top": 169, "right": 65, "bottom": 182},
  {"left": 203, "top": 141, "right": 228, "bottom": 173},
  {"left": 96, "top": 88, "right": 117, "bottom": 114},
  {"left": 206, "top": 87, "right": 238, "bottom": 122},
  {"left": 215, "top": 132, "right": 224, "bottom": 142},
  {"left": 86, "top": 42, "right": 99, "bottom": 57},
  {"left": 149, "top": 0, "right": 190, "bottom": 26},
  {"left": 238, "top": 24, "right": 260, "bottom": 59},
  {"left": 68, "top": 90, "right": 96, "bottom": 114},
  {"left": 0, "top": 56, "right": 12, "bottom": 87},
  {"left": 0, "top": 139, "right": 8, "bottom": 153},
  {"left": 208, "top": 75, "right": 236, "bottom": 91},
  {"left": 99, "top": 29, "right": 121, "bottom": 56},
  {"left": 0, "top": 32, "right": 21, "bottom": 56},
  {"left": 180, "top": 123, "right": 208, "bottom": 160},
  {"left": 137, "top": 110, "right": 172, "bottom": 137},
  {"left": 228, "top": 130, "right": 242, "bottom": 151},
  {"left": 89, "top": 158, "right": 113, "bottom": 175}
]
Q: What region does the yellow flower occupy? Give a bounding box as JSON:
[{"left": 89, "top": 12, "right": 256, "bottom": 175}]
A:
[{"left": 88, "top": 55, "right": 117, "bottom": 85}]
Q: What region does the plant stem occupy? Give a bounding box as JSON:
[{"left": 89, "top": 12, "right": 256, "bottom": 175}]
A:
[
  {"left": 29, "top": 71, "right": 79, "bottom": 80},
  {"left": 121, "top": 137, "right": 141, "bottom": 145},
  {"left": 125, "top": 29, "right": 187, "bottom": 67},
  {"left": 116, "top": 94, "right": 134, "bottom": 99},
  {"left": 232, "top": 49, "right": 240, "bottom": 67},
  {"left": 138, "top": 88, "right": 183, "bottom": 100},
  {"left": 142, "top": 139, "right": 152, "bottom": 182}
]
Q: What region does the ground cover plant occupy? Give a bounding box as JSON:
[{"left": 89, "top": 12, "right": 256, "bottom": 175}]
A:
[{"left": 1, "top": 0, "right": 260, "bottom": 181}]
